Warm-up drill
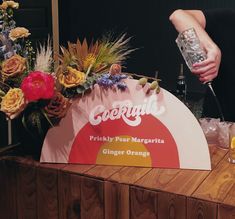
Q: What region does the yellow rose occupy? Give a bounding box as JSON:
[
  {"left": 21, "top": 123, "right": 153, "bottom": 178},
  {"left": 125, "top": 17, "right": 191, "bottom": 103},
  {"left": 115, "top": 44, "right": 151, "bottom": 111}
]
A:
[
  {"left": 9, "top": 27, "right": 31, "bottom": 41},
  {"left": 0, "top": 2, "right": 8, "bottom": 10},
  {"left": 58, "top": 66, "right": 86, "bottom": 88},
  {"left": 6, "top": 1, "right": 19, "bottom": 9},
  {"left": 1, "top": 88, "right": 26, "bottom": 119},
  {"left": 1, "top": 54, "right": 26, "bottom": 78}
]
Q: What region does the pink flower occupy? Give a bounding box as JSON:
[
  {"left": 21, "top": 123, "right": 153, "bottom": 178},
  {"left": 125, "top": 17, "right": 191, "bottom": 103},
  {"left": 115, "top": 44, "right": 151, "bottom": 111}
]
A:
[{"left": 21, "top": 71, "right": 55, "bottom": 102}]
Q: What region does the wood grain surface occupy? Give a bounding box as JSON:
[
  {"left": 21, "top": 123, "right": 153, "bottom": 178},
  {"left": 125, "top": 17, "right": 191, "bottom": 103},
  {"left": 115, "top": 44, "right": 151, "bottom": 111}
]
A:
[
  {"left": 158, "top": 192, "right": 186, "bottom": 219},
  {"left": 17, "top": 161, "right": 37, "bottom": 219},
  {"left": 58, "top": 171, "right": 81, "bottom": 219},
  {"left": 187, "top": 198, "right": 217, "bottom": 219},
  {"left": 0, "top": 158, "right": 17, "bottom": 219},
  {"left": 37, "top": 166, "right": 59, "bottom": 219},
  {"left": 1, "top": 144, "right": 235, "bottom": 219},
  {"left": 130, "top": 186, "right": 157, "bottom": 219},
  {"left": 105, "top": 181, "right": 129, "bottom": 219},
  {"left": 81, "top": 176, "right": 104, "bottom": 219}
]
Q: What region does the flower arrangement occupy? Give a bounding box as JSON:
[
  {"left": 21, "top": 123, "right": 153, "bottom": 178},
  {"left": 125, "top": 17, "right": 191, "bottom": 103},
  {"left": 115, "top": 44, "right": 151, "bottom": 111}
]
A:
[
  {"left": 0, "top": 1, "right": 70, "bottom": 139},
  {"left": 0, "top": 0, "right": 138, "bottom": 149},
  {"left": 56, "top": 33, "right": 135, "bottom": 98}
]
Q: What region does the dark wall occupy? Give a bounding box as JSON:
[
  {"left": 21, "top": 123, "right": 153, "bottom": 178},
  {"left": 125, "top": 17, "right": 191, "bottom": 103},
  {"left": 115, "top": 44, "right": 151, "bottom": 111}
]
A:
[
  {"left": 58, "top": 0, "right": 235, "bottom": 94},
  {"left": 14, "top": 0, "right": 52, "bottom": 47}
]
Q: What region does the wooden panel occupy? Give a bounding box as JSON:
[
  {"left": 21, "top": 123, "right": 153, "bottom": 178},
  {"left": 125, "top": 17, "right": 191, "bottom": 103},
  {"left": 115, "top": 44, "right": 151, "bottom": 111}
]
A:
[
  {"left": 187, "top": 198, "right": 217, "bottom": 219},
  {"left": 208, "top": 144, "right": 228, "bottom": 169},
  {"left": 158, "top": 192, "right": 186, "bottom": 219},
  {"left": 81, "top": 176, "right": 104, "bottom": 219},
  {"left": 0, "top": 159, "right": 17, "bottom": 219},
  {"left": 17, "top": 161, "right": 37, "bottom": 219},
  {"left": 37, "top": 166, "right": 59, "bottom": 219},
  {"left": 109, "top": 166, "right": 151, "bottom": 184},
  {"left": 38, "top": 163, "right": 67, "bottom": 170},
  {"left": 218, "top": 204, "right": 235, "bottom": 219},
  {"left": 163, "top": 146, "right": 227, "bottom": 196},
  {"left": 193, "top": 155, "right": 235, "bottom": 203},
  {"left": 62, "top": 164, "right": 95, "bottom": 174},
  {"left": 86, "top": 165, "right": 123, "bottom": 179},
  {"left": 135, "top": 168, "right": 180, "bottom": 190},
  {"left": 130, "top": 186, "right": 157, "bottom": 219},
  {"left": 221, "top": 183, "right": 235, "bottom": 206},
  {"left": 162, "top": 170, "right": 209, "bottom": 196},
  {"left": 135, "top": 145, "right": 226, "bottom": 195},
  {"left": 0, "top": 146, "right": 230, "bottom": 219},
  {"left": 58, "top": 171, "right": 81, "bottom": 219},
  {"left": 105, "top": 181, "right": 129, "bottom": 219}
]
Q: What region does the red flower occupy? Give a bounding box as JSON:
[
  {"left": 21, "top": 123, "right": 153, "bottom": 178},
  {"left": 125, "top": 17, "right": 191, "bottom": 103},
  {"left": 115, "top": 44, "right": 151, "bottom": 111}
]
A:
[{"left": 21, "top": 71, "right": 55, "bottom": 102}]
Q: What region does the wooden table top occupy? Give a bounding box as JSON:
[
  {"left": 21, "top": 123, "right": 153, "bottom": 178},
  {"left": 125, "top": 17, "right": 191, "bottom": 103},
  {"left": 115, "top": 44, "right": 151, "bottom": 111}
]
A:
[{"left": 1, "top": 144, "right": 235, "bottom": 219}]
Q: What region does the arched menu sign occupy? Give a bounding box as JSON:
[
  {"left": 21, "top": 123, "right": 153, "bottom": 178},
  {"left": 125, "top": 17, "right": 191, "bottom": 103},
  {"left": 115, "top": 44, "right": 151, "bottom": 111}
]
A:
[{"left": 40, "top": 79, "right": 211, "bottom": 170}]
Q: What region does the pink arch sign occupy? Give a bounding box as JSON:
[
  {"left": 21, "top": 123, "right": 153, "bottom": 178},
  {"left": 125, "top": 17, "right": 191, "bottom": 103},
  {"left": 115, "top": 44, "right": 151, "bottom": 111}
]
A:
[{"left": 40, "top": 79, "right": 211, "bottom": 170}]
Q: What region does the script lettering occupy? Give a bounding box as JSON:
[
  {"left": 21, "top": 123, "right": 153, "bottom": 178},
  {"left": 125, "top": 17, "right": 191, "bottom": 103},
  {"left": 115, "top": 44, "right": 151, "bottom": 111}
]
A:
[{"left": 89, "top": 95, "right": 165, "bottom": 126}]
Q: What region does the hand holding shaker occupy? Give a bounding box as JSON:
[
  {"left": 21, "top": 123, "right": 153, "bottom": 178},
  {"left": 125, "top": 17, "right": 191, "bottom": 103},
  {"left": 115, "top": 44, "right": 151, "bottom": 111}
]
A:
[
  {"left": 176, "top": 27, "right": 207, "bottom": 70},
  {"left": 175, "top": 27, "right": 225, "bottom": 121}
]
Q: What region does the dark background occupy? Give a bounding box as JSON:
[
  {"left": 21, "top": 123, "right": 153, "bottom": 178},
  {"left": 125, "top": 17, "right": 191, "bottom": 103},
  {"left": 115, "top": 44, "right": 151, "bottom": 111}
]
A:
[
  {"left": 12, "top": 0, "right": 235, "bottom": 94},
  {"left": 58, "top": 0, "right": 235, "bottom": 95},
  {"left": 14, "top": 0, "right": 52, "bottom": 47},
  {"left": 1, "top": 0, "right": 235, "bottom": 149}
]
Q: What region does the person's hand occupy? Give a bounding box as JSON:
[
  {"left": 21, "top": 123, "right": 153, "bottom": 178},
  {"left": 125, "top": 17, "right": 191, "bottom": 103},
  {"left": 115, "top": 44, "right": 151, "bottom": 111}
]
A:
[{"left": 191, "top": 45, "right": 221, "bottom": 83}]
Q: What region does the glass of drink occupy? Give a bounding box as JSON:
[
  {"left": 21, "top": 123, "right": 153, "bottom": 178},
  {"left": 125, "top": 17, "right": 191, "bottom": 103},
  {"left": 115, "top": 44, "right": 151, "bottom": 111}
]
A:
[{"left": 228, "top": 123, "right": 235, "bottom": 163}]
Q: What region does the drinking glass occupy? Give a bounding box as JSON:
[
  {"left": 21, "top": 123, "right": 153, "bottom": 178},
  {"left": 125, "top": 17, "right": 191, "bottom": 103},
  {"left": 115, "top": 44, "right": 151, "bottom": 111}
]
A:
[{"left": 217, "top": 121, "right": 232, "bottom": 150}]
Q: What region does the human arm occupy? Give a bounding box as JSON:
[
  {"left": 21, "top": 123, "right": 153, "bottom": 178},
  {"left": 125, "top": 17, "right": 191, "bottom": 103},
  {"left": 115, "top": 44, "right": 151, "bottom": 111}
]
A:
[{"left": 169, "top": 9, "right": 221, "bottom": 83}]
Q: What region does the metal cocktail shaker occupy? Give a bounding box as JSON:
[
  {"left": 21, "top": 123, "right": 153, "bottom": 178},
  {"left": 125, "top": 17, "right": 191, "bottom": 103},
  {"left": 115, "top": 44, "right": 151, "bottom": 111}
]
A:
[
  {"left": 175, "top": 27, "right": 224, "bottom": 121},
  {"left": 176, "top": 27, "right": 207, "bottom": 70}
]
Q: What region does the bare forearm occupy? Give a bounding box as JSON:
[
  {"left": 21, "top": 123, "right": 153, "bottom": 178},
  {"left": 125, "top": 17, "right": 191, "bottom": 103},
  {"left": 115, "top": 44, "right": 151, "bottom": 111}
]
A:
[
  {"left": 169, "top": 9, "right": 221, "bottom": 82},
  {"left": 169, "top": 9, "right": 215, "bottom": 50}
]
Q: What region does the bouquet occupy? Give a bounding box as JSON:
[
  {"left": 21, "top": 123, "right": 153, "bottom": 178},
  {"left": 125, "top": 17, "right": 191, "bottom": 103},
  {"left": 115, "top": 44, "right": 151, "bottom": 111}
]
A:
[
  {"left": 0, "top": 1, "right": 139, "bottom": 156},
  {"left": 0, "top": 1, "right": 70, "bottom": 139},
  {"left": 56, "top": 33, "right": 135, "bottom": 98}
]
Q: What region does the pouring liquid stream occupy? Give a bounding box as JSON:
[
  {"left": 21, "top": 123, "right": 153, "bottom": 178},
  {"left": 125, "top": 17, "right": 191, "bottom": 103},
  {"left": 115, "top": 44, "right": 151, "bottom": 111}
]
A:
[{"left": 206, "top": 81, "right": 225, "bottom": 121}]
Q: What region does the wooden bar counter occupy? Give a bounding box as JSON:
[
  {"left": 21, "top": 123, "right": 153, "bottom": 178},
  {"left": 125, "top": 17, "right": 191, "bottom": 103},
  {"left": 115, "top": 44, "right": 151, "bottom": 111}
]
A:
[{"left": 1, "top": 144, "right": 235, "bottom": 219}]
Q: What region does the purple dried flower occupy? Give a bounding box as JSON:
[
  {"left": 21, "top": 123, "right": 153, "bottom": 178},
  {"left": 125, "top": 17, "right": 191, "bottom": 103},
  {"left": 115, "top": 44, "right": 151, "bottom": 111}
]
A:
[
  {"left": 117, "top": 81, "right": 127, "bottom": 90},
  {"left": 96, "top": 72, "right": 128, "bottom": 90}
]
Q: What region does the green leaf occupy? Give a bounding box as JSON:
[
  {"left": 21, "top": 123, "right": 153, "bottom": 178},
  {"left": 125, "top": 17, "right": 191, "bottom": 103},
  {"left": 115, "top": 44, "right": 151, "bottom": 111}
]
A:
[
  {"left": 76, "top": 86, "right": 86, "bottom": 94},
  {"left": 41, "top": 109, "right": 54, "bottom": 127}
]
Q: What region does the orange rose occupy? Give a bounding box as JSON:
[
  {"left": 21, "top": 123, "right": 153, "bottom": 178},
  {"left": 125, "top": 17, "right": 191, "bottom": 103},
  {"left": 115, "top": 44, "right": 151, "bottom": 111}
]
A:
[
  {"left": 0, "top": 88, "right": 26, "bottom": 119},
  {"left": 44, "top": 92, "right": 71, "bottom": 120},
  {"left": 6, "top": 1, "right": 19, "bottom": 9},
  {"left": 0, "top": 1, "right": 19, "bottom": 10},
  {"left": 58, "top": 66, "right": 86, "bottom": 88},
  {"left": 9, "top": 27, "right": 31, "bottom": 41},
  {"left": 109, "top": 64, "right": 122, "bottom": 75},
  {"left": 1, "top": 54, "right": 26, "bottom": 78},
  {"left": 0, "top": 2, "right": 8, "bottom": 10}
]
